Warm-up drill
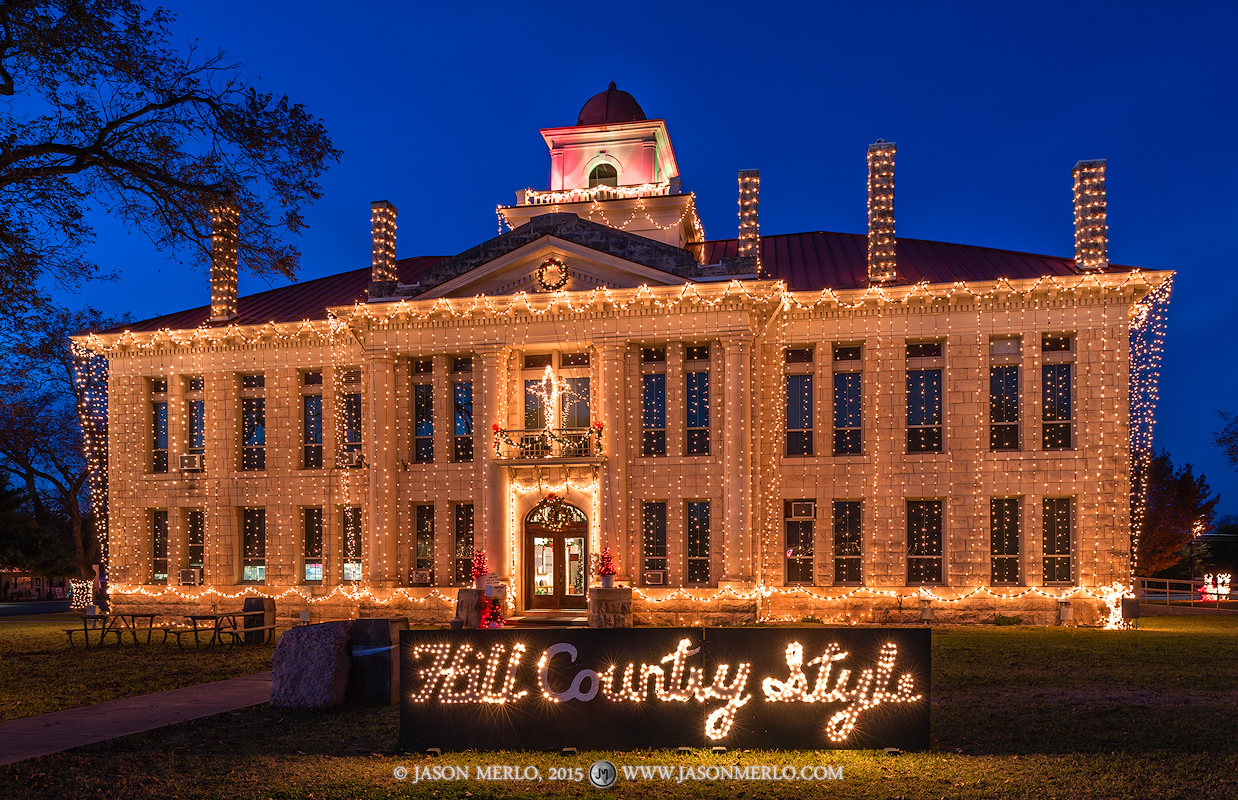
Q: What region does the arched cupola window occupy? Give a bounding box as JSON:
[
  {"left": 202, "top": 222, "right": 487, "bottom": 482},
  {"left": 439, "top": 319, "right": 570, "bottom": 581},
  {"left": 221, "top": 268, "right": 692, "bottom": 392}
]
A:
[{"left": 588, "top": 163, "right": 618, "bottom": 188}]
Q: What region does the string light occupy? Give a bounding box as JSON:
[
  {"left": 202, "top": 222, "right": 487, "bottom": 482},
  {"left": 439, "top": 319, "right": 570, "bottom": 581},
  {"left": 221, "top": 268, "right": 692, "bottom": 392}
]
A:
[{"left": 866, "top": 142, "right": 897, "bottom": 284}]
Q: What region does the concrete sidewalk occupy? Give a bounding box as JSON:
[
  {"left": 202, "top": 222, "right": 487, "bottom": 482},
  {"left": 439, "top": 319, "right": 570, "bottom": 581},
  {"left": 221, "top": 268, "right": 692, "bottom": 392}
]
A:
[{"left": 0, "top": 671, "right": 272, "bottom": 765}]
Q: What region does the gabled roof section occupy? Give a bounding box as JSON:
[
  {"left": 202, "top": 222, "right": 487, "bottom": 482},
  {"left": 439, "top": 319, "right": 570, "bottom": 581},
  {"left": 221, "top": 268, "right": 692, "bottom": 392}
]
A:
[
  {"left": 112, "top": 230, "right": 1142, "bottom": 334},
  {"left": 410, "top": 212, "right": 700, "bottom": 296},
  {"left": 694, "top": 232, "right": 1135, "bottom": 292},
  {"left": 112, "top": 256, "right": 447, "bottom": 333}
]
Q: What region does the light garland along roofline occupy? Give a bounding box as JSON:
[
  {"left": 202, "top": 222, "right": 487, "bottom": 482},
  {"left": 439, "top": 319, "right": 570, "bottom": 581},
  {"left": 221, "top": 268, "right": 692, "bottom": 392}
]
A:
[{"left": 70, "top": 268, "right": 1173, "bottom": 356}]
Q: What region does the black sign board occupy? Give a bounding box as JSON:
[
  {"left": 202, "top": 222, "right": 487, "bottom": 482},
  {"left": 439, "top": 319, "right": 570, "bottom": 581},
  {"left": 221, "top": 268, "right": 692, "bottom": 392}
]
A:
[{"left": 399, "top": 627, "right": 929, "bottom": 751}]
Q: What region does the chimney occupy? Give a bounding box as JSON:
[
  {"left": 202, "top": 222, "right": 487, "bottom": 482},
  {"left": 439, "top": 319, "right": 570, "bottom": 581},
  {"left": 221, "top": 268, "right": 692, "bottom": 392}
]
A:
[
  {"left": 737, "top": 169, "right": 760, "bottom": 264},
  {"left": 370, "top": 200, "right": 398, "bottom": 298},
  {"left": 209, "top": 199, "right": 239, "bottom": 322},
  {"left": 1072, "top": 159, "right": 1107, "bottom": 270},
  {"left": 866, "top": 141, "right": 897, "bottom": 283}
]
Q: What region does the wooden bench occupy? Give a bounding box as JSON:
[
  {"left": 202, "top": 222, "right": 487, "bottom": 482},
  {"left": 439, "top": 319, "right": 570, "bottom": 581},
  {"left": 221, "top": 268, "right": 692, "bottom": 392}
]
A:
[
  {"left": 159, "top": 627, "right": 199, "bottom": 650},
  {"left": 225, "top": 624, "right": 277, "bottom": 645},
  {"left": 64, "top": 627, "right": 123, "bottom": 648}
]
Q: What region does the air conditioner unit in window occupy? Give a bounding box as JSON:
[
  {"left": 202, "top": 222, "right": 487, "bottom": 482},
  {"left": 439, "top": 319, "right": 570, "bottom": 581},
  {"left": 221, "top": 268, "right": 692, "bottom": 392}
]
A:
[
  {"left": 411, "top": 569, "right": 432, "bottom": 584},
  {"left": 179, "top": 568, "right": 202, "bottom": 586},
  {"left": 342, "top": 450, "right": 364, "bottom": 468},
  {"left": 790, "top": 501, "right": 816, "bottom": 519},
  {"left": 339, "top": 369, "right": 362, "bottom": 385},
  {"left": 179, "top": 454, "right": 205, "bottom": 472},
  {"left": 643, "top": 570, "right": 666, "bottom": 586}
]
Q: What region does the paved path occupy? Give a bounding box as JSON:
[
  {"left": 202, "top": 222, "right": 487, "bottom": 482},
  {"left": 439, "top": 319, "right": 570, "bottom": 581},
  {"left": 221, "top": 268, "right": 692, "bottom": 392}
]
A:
[
  {"left": 0, "top": 600, "right": 71, "bottom": 617},
  {"left": 0, "top": 671, "right": 272, "bottom": 765}
]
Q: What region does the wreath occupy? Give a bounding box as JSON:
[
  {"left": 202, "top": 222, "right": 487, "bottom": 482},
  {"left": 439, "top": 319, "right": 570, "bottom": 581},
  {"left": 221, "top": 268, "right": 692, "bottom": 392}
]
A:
[
  {"left": 535, "top": 492, "right": 572, "bottom": 532},
  {"left": 535, "top": 257, "right": 569, "bottom": 291}
]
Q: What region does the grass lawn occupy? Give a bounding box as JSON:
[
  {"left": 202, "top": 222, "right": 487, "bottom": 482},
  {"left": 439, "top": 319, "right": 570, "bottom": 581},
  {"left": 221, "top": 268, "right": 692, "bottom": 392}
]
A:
[
  {"left": 2, "top": 617, "right": 1237, "bottom": 799},
  {"left": 0, "top": 619, "right": 276, "bottom": 721}
]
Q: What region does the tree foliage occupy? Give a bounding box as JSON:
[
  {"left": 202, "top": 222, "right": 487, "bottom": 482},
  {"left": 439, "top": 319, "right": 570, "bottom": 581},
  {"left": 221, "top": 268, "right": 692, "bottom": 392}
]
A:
[
  {"left": 0, "top": 306, "right": 124, "bottom": 578},
  {"left": 1217, "top": 411, "right": 1238, "bottom": 471},
  {"left": 0, "top": 0, "right": 340, "bottom": 316},
  {"left": 1136, "top": 450, "right": 1221, "bottom": 576}
]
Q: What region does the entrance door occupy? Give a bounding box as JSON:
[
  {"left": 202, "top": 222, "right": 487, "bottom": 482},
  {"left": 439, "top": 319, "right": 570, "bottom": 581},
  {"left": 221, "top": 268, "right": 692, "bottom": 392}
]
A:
[{"left": 525, "top": 503, "right": 588, "bottom": 611}]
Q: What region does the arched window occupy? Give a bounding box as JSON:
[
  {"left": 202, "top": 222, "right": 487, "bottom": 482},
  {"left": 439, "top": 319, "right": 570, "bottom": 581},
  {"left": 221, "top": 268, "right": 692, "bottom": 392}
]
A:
[{"left": 588, "top": 163, "right": 618, "bottom": 188}]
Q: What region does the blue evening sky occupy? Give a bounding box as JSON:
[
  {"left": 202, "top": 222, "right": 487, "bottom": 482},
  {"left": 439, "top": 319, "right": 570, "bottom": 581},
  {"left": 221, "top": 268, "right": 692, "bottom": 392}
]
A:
[{"left": 52, "top": 2, "right": 1238, "bottom": 515}]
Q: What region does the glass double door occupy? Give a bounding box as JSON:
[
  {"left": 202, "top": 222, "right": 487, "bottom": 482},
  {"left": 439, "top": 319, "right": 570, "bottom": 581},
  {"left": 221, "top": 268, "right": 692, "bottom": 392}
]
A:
[{"left": 526, "top": 523, "right": 587, "bottom": 610}]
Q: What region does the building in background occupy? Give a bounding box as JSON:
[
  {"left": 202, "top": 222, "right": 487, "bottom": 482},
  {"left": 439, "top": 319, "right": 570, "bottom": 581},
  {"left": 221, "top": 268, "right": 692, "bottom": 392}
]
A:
[{"left": 74, "top": 84, "right": 1172, "bottom": 625}]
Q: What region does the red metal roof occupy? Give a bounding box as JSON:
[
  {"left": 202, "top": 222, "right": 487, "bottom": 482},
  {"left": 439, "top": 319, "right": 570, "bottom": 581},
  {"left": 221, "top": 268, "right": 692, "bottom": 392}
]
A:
[
  {"left": 117, "top": 256, "right": 447, "bottom": 333},
  {"left": 696, "top": 232, "right": 1131, "bottom": 291},
  {"left": 116, "top": 232, "right": 1135, "bottom": 333}
]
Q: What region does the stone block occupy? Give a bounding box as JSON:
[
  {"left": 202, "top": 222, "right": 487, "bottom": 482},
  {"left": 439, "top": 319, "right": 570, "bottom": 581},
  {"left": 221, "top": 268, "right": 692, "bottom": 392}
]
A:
[
  {"left": 270, "top": 621, "right": 352, "bottom": 708},
  {"left": 588, "top": 587, "right": 633, "bottom": 628}
]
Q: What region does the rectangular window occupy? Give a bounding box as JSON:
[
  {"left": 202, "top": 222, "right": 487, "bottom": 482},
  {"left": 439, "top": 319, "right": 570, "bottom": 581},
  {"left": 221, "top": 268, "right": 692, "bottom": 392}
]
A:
[
  {"left": 240, "top": 398, "right": 266, "bottom": 470},
  {"left": 342, "top": 507, "right": 363, "bottom": 581},
  {"left": 413, "top": 358, "right": 432, "bottom": 375},
  {"left": 561, "top": 377, "right": 590, "bottom": 429},
  {"left": 685, "top": 344, "right": 710, "bottom": 362},
  {"left": 784, "top": 500, "right": 815, "bottom": 584},
  {"left": 151, "top": 510, "right": 168, "bottom": 583},
  {"left": 1042, "top": 334, "right": 1073, "bottom": 353},
  {"left": 342, "top": 392, "right": 363, "bottom": 458},
  {"left": 686, "top": 501, "right": 711, "bottom": 585},
  {"left": 907, "top": 370, "right": 943, "bottom": 453},
  {"left": 786, "top": 374, "right": 813, "bottom": 456},
  {"left": 785, "top": 347, "right": 814, "bottom": 364},
  {"left": 642, "top": 501, "right": 668, "bottom": 574},
  {"left": 414, "top": 383, "right": 434, "bottom": 462},
  {"left": 641, "top": 346, "right": 666, "bottom": 363},
  {"left": 303, "top": 394, "right": 323, "bottom": 469},
  {"left": 833, "top": 373, "right": 862, "bottom": 455},
  {"left": 241, "top": 374, "right": 265, "bottom": 389},
  {"left": 907, "top": 500, "right": 943, "bottom": 584},
  {"left": 1043, "top": 498, "right": 1073, "bottom": 583},
  {"left": 242, "top": 508, "right": 265, "bottom": 583},
  {"left": 833, "top": 501, "right": 863, "bottom": 584},
  {"left": 1042, "top": 363, "right": 1072, "bottom": 449},
  {"left": 990, "top": 365, "right": 1020, "bottom": 450},
  {"left": 152, "top": 400, "right": 168, "bottom": 473},
  {"left": 906, "top": 342, "right": 942, "bottom": 358},
  {"left": 561, "top": 352, "right": 590, "bottom": 367},
  {"left": 185, "top": 509, "right": 204, "bottom": 571},
  {"left": 523, "top": 352, "right": 553, "bottom": 370},
  {"left": 452, "top": 356, "right": 473, "bottom": 373},
  {"left": 414, "top": 504, "right": 434, "bottom": 584},
  {"left": 453, "top": 381, "right": 473, "bottom": 461},
  {"left": 303, "top": 508, "right": 323, "bottom": 582},
  {"left": 524, "top": 379, "right": 548, "bottom": 429},
  {"left": 990, "top": 498, "right": 1020, "bottom": 585},
  {"left": 642, "top": 373, "right": 666, "bottom": 456},
  {"left": 185, "top": 376, "right": 204, "bottom": 460},
  {"left": 685, "top": 370, "right": 710, "bottom": 455},
  {"left": 454, "top": 504, "right": 475, "bottom": 583}
]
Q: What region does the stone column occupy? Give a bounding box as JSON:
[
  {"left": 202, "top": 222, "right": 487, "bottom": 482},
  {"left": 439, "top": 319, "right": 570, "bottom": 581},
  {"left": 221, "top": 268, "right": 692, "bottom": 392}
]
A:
[
  {"left": 596, "top": 343, "right": 628, "bottom": 579},
  {"left": 476, "top": 347, "right": 509, "bottom": 581},
  {"left": 722, "top": 336, "right": 752, "bottom": 584},
  {"left": 366, "top": 355, "right": 398, "bottom": 585}
]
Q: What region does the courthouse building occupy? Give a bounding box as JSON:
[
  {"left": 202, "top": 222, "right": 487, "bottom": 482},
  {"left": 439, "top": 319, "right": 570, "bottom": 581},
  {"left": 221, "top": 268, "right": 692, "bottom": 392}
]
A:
[{"left": 77, "top": 84, "right": 1172, "bottom": 625}]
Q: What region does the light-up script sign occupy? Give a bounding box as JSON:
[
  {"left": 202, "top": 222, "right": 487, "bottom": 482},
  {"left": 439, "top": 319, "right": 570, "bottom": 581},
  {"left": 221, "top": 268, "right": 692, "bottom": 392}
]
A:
[{"left": 399, "top": 628, "right": 929, "bottom": 752}]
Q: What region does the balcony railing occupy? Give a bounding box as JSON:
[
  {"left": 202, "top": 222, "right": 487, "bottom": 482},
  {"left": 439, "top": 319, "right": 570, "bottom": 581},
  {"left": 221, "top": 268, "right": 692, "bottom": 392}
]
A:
[
  {"left": 518, "top": 181, "right": 672, "bottom": 206},
  {"left": 494, "top": 428, "right": 601, "bottom": 461}
]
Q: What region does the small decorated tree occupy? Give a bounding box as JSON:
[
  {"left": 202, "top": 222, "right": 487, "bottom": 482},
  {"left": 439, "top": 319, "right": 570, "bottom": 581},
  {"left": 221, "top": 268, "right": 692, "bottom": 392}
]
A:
[
  {"left": 481, "top": 596, "right": 504, "bottom": 628},
  {"left": 470, "top": 550, "right": 489, "bottom": 589},
  {"left": 598, "top": 546, "right": 617, "bottom": 588}
]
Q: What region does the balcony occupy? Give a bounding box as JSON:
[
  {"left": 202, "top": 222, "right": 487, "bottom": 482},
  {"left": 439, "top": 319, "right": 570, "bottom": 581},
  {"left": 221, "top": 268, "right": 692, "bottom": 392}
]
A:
[
  {"left": 515, "top": 180, "right": 673, "bottom": 206},
  {"left": 494, "top": 428, "right": 603, "bottom": 463}
]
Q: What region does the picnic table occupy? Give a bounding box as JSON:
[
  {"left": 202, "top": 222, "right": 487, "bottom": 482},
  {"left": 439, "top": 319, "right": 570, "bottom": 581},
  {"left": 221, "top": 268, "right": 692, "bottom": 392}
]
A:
[
  {"left": 64, "top": 613, "right": 160, "bottom": 648},
  {"left": 180, "top": 610, "right": 274, "bottom": 650}
]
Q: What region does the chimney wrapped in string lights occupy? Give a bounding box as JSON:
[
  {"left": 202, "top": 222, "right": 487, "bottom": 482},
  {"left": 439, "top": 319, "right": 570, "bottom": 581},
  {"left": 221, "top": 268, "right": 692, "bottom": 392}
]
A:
[
  {"left": 866, "top": 141, "right": 897, "bottom": 284},
  {"left": 737, "top": 169, "right": 760, "bottom": 268},
  {"left": 370, "top": 200, "right": 399, "bottom": 298},
  {"left": 209, "top": 198, "right": 239, "bottom": 321},
  {"left": 1072, "top": 159, "right": 1107, "bottom": 270}
]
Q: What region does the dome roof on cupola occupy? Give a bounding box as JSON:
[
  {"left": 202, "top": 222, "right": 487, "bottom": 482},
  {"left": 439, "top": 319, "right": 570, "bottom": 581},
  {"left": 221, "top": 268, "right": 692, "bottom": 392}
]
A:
[{"left": 576, "top": 81, "right": 647, "bottom": 126}]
